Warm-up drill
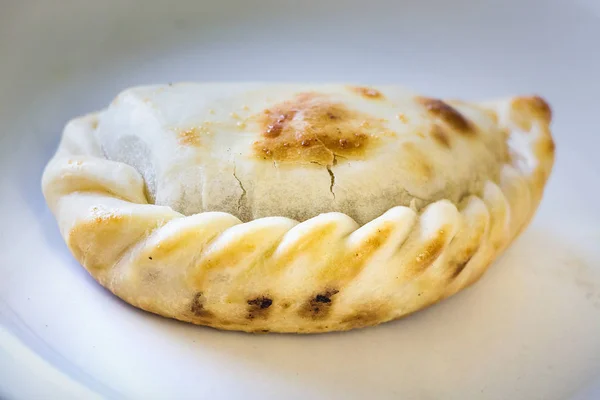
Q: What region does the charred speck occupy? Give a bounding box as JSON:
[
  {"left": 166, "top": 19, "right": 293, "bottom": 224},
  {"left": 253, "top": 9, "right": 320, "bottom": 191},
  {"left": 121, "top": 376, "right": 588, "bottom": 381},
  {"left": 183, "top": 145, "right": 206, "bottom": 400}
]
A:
[
  {"left": 190, "top": 292, "right": 213, "bottom": 318},
  {"left": 247, "top": 296, "right": 274, "bottom": 320},
  {"left": 299, "top": 289, "right": 339, "bottom": 319},
  {"left": 315, "top": 294, "right": 332, "bottom": 303},
  {"left": 248, "top": 297, "right": 273, "bottom": 309}
]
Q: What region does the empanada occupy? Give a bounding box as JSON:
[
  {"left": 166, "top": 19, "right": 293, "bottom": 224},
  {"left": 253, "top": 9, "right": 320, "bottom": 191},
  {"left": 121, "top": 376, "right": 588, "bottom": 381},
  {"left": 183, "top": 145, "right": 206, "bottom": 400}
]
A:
[{"left": 42, "top": 83, "right": 554, "bottom": 333}]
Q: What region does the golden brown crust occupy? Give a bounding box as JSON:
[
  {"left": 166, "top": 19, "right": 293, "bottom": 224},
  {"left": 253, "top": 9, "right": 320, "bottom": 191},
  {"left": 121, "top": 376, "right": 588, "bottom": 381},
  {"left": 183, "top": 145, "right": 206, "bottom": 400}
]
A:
[
  {"left": 253, "top": 92, "right": 384, "bottom": 164},
  {"left": 514, "top": 95, "right": 552, "bottom": 122},
  {"left": 416, "top": 96, "right": 475, "bottom": 135},
  {"left": 509, "top": 96, "right": 553, "bottom": 131},
  {"left": 430, "top": 124, "right": 452, "bottom": 148}
]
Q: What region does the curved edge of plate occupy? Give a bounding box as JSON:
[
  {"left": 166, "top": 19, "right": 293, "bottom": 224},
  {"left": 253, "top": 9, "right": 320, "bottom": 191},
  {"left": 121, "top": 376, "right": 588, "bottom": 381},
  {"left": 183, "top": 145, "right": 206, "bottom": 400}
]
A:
[{"left": 0, "top": 326, "right": 103, "bottom": 399}]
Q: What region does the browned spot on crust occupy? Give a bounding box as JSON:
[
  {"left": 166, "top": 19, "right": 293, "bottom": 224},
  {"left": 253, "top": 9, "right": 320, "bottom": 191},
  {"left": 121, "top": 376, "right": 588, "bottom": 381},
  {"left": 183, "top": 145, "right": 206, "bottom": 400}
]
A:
[
  {"left": 254, "top": 92, "right": 384, "bottom": 164},
  {"left": 449, "top": 246, "right": 479, "bottom": 279},
  {"left": 417, "top": 97, "right": 474, "bottom": 134},
  {"left": 264, "top": 111, "right": 295, "bottom": 138},
  {"left": 415, "top": 238, "right": 445, "bottom": 268},
  {"left": 406, "top": 228, "right": 449, "bottom": 276},
  {"left": 319, "top": 223, "right": 395, "bottom": 283},
  {"left": 513, "top": 96, "right": 552, "bottom": 122},
  {"left": 451, "top": 259, "right": 472, "bottom": 279},
  {"left": 531, "top": 96, "right": 552, "bottom": 121},
  {"left": 349, "top": 86, "right": 384, "bottom": 99},
  {"left": 400, "top": 142, "right": 434, "bottom": 180},
  {"left": 190, "top": 292, "right": 213, "bottom": 318},
  {"left": 546, "top": 137, "right": 556, "bottom": 155},
  {"left": 178, "top": 127, "right": 202, "bottom": 146},
  {"left": 247, "top": 296, "right": 273, "bottom": 320},
  {"left": 430, "top": 124, "right": 451, "bottom": 148},
  {"left": 510, "top": 96, "right": 552, "bottom": 131},
  {"left": 90, "top": 118, "right": 99, "bottom": 130},
  {"left": 537, "top": 135, "right": 555, "bottom": 157},
  {"left": 299, "top": 289, "right": 339, "bottom": 320}
]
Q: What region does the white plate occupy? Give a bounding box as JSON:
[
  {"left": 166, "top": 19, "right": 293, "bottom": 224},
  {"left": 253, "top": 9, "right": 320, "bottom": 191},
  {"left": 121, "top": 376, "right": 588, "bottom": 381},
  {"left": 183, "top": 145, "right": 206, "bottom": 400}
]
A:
[{"left": 1, "top": 1, "right": 600, "bottom": 399}]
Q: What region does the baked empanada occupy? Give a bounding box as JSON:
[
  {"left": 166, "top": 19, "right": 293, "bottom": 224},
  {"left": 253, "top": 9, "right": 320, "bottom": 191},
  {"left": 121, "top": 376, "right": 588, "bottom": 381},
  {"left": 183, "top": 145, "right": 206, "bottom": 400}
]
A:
[{"left": 42, "top": 83, "right": 554, "bottom": 333}]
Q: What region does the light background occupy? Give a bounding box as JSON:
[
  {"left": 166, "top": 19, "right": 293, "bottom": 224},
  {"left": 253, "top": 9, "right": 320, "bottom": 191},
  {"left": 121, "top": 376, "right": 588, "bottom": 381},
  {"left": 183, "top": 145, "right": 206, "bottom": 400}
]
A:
[{"left": 1, "top": 1, "right": 599, "bottom": 399}]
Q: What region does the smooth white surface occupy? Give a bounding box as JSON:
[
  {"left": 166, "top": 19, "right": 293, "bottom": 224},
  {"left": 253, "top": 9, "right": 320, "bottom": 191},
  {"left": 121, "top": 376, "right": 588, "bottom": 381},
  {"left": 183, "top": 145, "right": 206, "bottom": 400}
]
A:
[{"left": 1, "top": 1, "right": 600, "bottom": 399}]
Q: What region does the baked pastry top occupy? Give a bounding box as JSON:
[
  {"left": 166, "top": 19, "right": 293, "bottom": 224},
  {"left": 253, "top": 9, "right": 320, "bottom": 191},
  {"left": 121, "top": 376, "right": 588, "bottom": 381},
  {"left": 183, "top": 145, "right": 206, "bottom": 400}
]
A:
[
  {"left": 42, "top": 83, "right": 554, "bottom": 333},
  {"left": 97, "top": 84, "right": 510, "bottom": 224}
]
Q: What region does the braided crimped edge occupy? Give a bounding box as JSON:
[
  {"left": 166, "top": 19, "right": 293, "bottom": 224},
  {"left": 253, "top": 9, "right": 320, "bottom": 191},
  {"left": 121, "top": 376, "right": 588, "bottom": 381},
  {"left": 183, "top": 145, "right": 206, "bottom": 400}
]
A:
[{"left": 41, "top": 96, "right": 554, "bottom": 333}]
